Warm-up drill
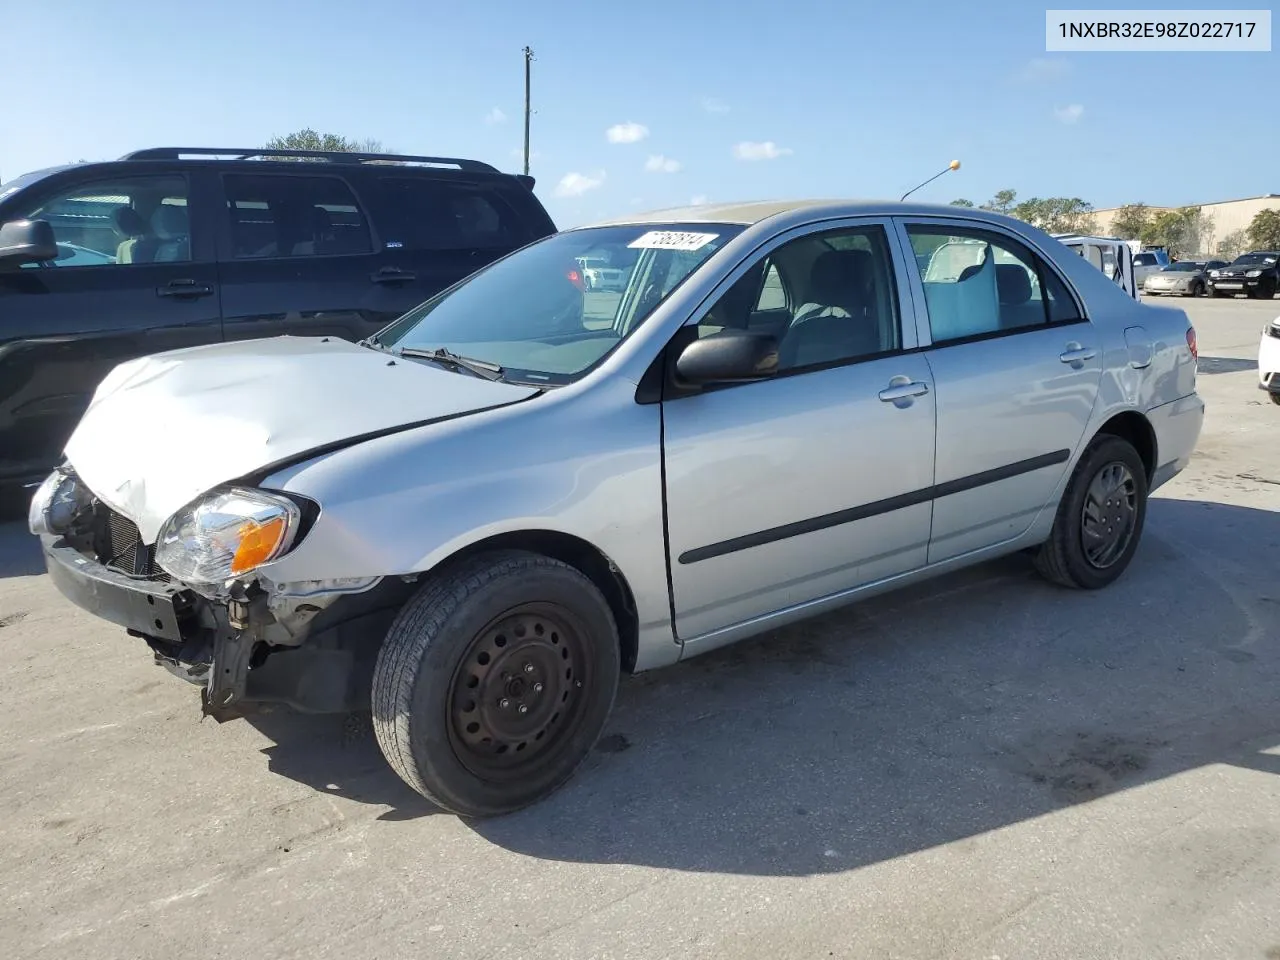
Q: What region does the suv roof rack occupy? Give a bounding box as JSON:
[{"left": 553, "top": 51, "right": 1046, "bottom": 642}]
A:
[{"left": 118, "top": 147, "right": 500, "bottom": 173}]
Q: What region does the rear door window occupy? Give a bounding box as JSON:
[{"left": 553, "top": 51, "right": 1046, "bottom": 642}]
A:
[
  {"left": 374, "top": 177, "right": 536, "bottom": 252},
  {"left": 223, "top": 174, "right": 372, "bottom": 259}
]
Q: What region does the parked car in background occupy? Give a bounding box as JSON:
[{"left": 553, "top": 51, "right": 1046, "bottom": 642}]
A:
[
  {"left": 1142, "top": 259, "right": 1228, "bottom": 297},
  {"left": 31, "top": 200, "right": 1203, "bottom": 817},
  {"left": 0, "top": 146, "right": 556, "bottom": 493},
  {"left": 1208, "top": 251, "right": 1280, "bottom": 299},
  {"left": 1054, "top": 233, "right": 1138, "bottom": 299},
  {"left": 1259, "top": 315, "right": 1280, "bottom": 405},
  {"left": 1131, "top": 249, "right": 1171, "bottom": 288},
  {"left": 577, "top": 254, "right": 628, "bottom": 291}
]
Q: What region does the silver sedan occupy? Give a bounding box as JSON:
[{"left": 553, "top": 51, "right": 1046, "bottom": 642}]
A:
[
  {"left": 1142, "top": 259, "right": 1227, "bottom": 297},
  {"left": 31, "top": 201, "right": 1205, "bottom": 816}
]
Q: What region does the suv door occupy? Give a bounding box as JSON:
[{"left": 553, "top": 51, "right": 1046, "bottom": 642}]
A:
[
  {"left": 0, "top": 169, "right": 221, "bottom": 485},
  {"left": 662, "top": 219, "right": 936, "bottom": 640},
  {"left": 896, "top": 218, "right": 1103, "bottom": 564},
  {"left": 215, "top": 171, "right": 405, "bottom": 343},
  {"left": 365, "top": 175, "right": 553, "bottom": 311}
]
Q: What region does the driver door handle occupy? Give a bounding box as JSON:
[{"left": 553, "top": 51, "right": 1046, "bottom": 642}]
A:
[
  {"left": 878, "top": 379, "right": 930, "bottom": 402},
  {"left": 156, "top": 279, "right": 214, "bottom": 299}
]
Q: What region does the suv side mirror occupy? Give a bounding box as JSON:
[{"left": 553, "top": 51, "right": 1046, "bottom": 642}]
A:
[
  {"left": 675, "top": 329, "right": 779, "bottom": 384},
  {"left": 0, "top": 219, "right": 58, "bottom": 268}
]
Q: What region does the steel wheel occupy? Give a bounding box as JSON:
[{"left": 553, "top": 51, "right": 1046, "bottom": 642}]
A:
[
  {"left": 1080, "top": 461, "right": 1137, "bottom": 569},
  {"left": 447, "top": 603, "right": 590, "bottom": 781}
]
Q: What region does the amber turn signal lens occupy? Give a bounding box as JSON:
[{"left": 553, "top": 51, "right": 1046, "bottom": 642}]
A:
[{"left": 230, "top": 516, "right": 288, "bottom": 574}]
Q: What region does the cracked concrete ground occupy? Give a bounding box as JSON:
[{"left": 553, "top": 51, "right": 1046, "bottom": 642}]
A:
[{"left": 1, "top": 297, "right": 1278, "bottom": 960}]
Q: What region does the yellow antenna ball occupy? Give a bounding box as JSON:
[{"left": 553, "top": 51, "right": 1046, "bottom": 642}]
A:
[{"left": 949, "top": 160, "right": 961, "bottom": 170}]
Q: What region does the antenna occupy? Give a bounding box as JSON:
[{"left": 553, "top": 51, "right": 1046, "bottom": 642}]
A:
[{"left": 523, "top": 46, "right": 536, "bottom": 177}]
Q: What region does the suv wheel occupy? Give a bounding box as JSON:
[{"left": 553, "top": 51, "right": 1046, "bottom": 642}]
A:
[
  {"left": 372, "top": 550, "right": 620, "bottom": 817},
  {"left": 1034, "top": 435, "right": 1148, "bottom": 590}
]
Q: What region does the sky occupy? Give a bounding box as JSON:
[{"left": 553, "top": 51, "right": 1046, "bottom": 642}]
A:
[{"left": 2, "top": 1, "right": 1275, "bottom": 227}]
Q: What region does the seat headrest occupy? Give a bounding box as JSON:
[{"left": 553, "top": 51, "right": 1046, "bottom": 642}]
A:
[
  {"left": 996, "top": 263, "right": 1033, "bottom": 304},
  {"left": 113, "top": 207, "right": 150, "bottom": 238},
  {"left": 150, "top": 205, "right": 188, "bottom": 240},
  {"left": 808, "top": 249, "right": 873, "bottom": 311},
  {"left": 307, "top": 205, "right": 333, "bottom": 231}
]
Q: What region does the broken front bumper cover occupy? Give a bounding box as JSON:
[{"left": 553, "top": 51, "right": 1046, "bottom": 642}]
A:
[{"left": 41, "top": 537, "right": 383, "bottom": 717}]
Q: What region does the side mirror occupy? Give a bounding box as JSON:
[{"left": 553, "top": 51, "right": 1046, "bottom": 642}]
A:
[
  {"left": 0, "top": 219, "right": 57, "bottom": 268},
  {"left": 675, "top": 329, "right": 779, "bottom": 385}
]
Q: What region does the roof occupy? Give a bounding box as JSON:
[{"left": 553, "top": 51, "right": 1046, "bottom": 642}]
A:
[{"left": 586, "top": 198, "right": 1022, "bottom": 228}]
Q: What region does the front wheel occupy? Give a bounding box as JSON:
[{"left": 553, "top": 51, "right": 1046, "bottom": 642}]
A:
[
  {"left": 372, "top": 551, "right": 620, "bottom": 817},
  {"left": 1034, "top": 435, "right": 1149, "bottom": 590},
  {"left": 1270, "top": 393, "right": 1280, "bottom": 407}
]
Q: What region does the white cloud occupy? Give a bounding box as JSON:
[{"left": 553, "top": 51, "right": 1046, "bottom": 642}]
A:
[
  {"left": 485, "top": 107, "right": 507, "bottom": 125},
  {"left": 554, "top": 170, "right": 606, "bottom": 198},
  {"left": 701, "top": 97, "right": 729, "bottom": 114},
  {"left": 606, "top": 122, "right": 649, "bottom": 144},
  {"left": 690, "top": 194, "right": 709, "bottom": 206},
  {"left": 1054, "top": 103, "right": 1084, "bottom": 124},
  {"left": 1020, "top": 58, "right": 1071, "bottom": 82},
  {"left": 644, "top": 154, "right": 682, "bottom": 174},
  {"left": 732, "top": 141, "right": 793, "bottom": 161}
]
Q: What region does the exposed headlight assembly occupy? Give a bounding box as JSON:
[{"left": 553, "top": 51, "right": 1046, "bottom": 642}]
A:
[
  {"left": 155, "top": 488, "right": 305, "bottom": 585},
  {"left": 28, "top": 468, "right": 92, "bottom": 537}
]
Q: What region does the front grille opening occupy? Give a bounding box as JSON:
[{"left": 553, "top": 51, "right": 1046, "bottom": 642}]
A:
[{"left": 93, "top": 505, "right": 170, "bottom": 583}]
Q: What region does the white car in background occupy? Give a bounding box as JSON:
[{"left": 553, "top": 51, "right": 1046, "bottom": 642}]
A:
[
  {"left": 1131, "top": 249, "right": 1171, "bottom": 288},
  {"left": 1259, "top": 316, "right": 1280, "bottom": 406},
  {"left": 577, "top": 256, "right": 628, "bottom": 292}
]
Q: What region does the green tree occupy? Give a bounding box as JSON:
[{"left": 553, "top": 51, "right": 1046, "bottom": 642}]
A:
[
  {"left": 264, "top": 128, "right": 394, "bottom": 159},
  {"left": 949, "top": 198, "right": 975, "bottom": 207},
  {"left": 1010, "top": 197, "right": 1096, "bottom": 234},
  {"left": 1218, "top": 228, "right": 1247, "bottom": 258},
  {"left": 981, "top": 189, "right": 1017, "bottom": 214},
  {"left": 1247, "top": 208, "right": 1280, "bottom": 250},
  {"left": 1110, "top": 203, "right": 1152, "bottom": 240},
  {"left": 1139, "top": 206, "right": 1210, "bottom": 258}
]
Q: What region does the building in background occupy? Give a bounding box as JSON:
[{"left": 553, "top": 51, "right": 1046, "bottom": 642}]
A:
[{"left": 1092, "top": 194, "right": 1280, "bottom": 255}]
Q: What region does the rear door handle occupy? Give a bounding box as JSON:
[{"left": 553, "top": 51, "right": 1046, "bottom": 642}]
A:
[
  {"left": 1059, "top": 344, "right": 1097, "bottom": 364},
  {"left": 157, "top": 279, "right": 214, "bottom": 299},
  {"left": 372, "top": 267, "right": 416, "bottom": 284},
  {"left": 878, "top": 379, "right": 930, "bottom": 402}
]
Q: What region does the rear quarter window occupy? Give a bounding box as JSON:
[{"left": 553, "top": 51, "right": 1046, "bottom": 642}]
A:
[{"left": 373, "top": 177, "right": 545, "bottom": 252}]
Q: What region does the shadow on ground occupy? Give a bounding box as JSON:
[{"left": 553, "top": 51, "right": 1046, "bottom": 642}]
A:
[
  {"left": 79, "top": 497, "right": 1280, "bottom": 872},
  {"left": 1198, "top": 356, "right": 1258, "bottom": 375}
]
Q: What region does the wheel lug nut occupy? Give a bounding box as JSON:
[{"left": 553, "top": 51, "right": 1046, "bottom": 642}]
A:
[
  {"left": 523, "top": 663, "right": 535, "bottom": 674},
  {"left": 499, "top": 698, "right": 511, "bottom": 709},
  {"left": 518, "top": 704, "right": 529, "bottom": 714},
  {"left": 533, "top": 682, "right": 544, "bottom": 693}
]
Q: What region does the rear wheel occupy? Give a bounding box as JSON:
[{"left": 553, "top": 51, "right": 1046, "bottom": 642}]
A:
[
  {"left": 372, "top": 551, "right": 620, "bottom": 817},
  {"left": 1034, "top": 435, "right": 1148, "bottom": 590},
  {"left": 1270, "top": 393, "right": 1280, "bottom": 407},
  {"left": 1186, "top": 280, "right": 1203, "bottom": 297}
]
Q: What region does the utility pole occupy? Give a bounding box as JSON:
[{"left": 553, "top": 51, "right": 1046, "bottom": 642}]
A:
[{"left": 523, "top": 46, "right": 534, "bottom": 176}]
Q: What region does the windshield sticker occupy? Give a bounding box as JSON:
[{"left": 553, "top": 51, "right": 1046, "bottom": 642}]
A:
[{"left": 628, "top": 230, "right": 719, "bottom": 251}]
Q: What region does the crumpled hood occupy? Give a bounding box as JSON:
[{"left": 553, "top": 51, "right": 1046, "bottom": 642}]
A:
[{"left": 64, "top": 336, "right": 538, "bottom": 541}]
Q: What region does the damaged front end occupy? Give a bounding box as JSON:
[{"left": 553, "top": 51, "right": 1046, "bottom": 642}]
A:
[{"left": 32, "top": 466, "right": 405, "bottom": 719}]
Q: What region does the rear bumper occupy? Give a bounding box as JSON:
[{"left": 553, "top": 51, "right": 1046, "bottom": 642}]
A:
[
  {"left": 1147, "top": 393, "right": 1205, "bottom": 492},
  {"left": 1258, "top": 330, "right": 1280, "bottom": 388}
]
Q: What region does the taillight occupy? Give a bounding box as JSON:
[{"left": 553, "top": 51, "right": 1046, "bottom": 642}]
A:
[
  {"left": 1186, "top": 326, "right": 1198, "bottom": 360},
  {"left": 566, "top": 268, "right": 585, "bottom": 292}
]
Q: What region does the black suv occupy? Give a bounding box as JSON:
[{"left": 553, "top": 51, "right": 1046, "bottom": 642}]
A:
[
  {"left": 0, "top": 147, "right": 557, "bottom": 489},
  {"left": 1207, "top": 250, "right": 1280, "bottom": 299}
]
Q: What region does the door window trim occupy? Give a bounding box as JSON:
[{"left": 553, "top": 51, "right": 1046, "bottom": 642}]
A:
[
  {"left": 639, "top": 216, "right": 919, "bottom": 403},
  {"left": 891, "top": 215, "right": 1090, "bottom": 350},
  {"left": 215, "top": 170, "right": 380, "bottom": 262}
]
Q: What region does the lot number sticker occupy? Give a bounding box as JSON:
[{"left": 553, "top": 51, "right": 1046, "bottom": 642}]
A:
[{"left": 628, "top": 231, "right": 719, "bottom": 251}]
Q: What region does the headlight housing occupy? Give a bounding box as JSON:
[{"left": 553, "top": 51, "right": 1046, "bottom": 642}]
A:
[
  {"left": 1246, "top": 269, "right": 1263, "bottom": 278},
  {"left": 155, "top": 487, "right": 304, "bottom": 585},
  {"left": 1208, "top": 269, "right": 1220, "bottom": 277},
  {"left": 28, "top": 468, "right": 92, "bottom": 537}
]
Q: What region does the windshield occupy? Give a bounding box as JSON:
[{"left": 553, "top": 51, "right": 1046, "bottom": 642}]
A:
[
  {"left": 1231, "top": 253, "right": 1277, "bottom": 266},
  {"left": 1167, "top": 262, "right": 1203, "bottom": 271},
  {"left": 376, "top": 223, "right": 744, "bottom": 384},
  {"left": 0, "top": 166, "right": 74, "bottom": 204},
  {"left": 1133, "top": 253, "right": 1158, "bottom": 266}
]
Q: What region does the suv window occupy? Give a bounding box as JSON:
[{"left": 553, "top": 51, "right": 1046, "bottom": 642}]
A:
[
  {"left": 907, "top": 224, "right": 1079, "bottom": 342},
  {"left": 224, "top": 174, "right": 372, "bottom": 259},
  {"left": 695, "top": 225, "right": 901, "bottom": 372},
  {"left": 376, "top": 178, "right": 535, "bottom": 251},
  {"left": 12, "top": 175, "right": 190, "bottom": 267}
]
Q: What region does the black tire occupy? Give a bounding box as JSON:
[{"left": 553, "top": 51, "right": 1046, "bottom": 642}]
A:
[
  {"left": 1034, "top": 435, "right": 1148, "bottom": 590},
  {"left": 1185, "top": 280, "right": 1202, "bottom": 297},
  {"left": 1208, "top": 286, "right": 1222, "bottom": 298},
  {"left": 1270, "top": 393, "right": 1280, "bottom": 407},
  {"left": 372, "top": 550, "right": 620, "bottom": 817}
]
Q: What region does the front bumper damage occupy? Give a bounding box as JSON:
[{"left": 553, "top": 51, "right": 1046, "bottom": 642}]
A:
[{"left": 42, "top": 532, "right": 388, "bottom": 719}]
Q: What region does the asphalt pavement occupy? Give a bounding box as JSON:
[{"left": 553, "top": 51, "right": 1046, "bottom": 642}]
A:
[{"left": 1, "top": 296, "right": 1278, "bottom": 960}]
